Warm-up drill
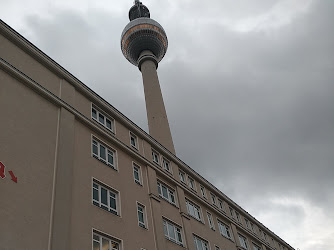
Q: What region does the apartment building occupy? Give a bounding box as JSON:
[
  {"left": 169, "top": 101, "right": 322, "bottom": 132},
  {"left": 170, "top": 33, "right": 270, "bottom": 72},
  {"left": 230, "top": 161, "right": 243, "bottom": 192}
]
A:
[{"left": 0, "top": 3, "right": 294, "bottom": 250}]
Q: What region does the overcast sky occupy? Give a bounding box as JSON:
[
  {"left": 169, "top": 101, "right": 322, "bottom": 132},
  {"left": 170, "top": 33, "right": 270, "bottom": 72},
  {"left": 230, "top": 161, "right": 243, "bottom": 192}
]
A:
[{"left": 1, "top": 0, "right": 333, "bottom": 249}]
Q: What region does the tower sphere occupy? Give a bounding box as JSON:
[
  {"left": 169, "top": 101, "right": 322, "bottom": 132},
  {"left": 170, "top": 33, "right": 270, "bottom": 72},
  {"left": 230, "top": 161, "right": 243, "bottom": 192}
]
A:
[{"left": 121, "top": 2, "right": 168, "bottom": 67}]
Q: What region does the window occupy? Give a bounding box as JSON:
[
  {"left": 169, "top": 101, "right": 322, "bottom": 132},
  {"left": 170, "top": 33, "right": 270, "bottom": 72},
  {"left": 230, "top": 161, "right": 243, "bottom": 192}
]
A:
[
  {"left": 210, "top": 193, "right": 217, "bottom": 206},
  {"left": 264, "top": 232, "right": 267, "bottom": 241},
  {"left": 93, "top": 232, "right": 120, "bottom": 250},
  {"left": 238, "top": 234, "right": 248, "bottom": 249},
  {"left": 188, "top": 177, "right": 196, "bottom": 190},
  {"left": 250, "top": 222, "right": 255, "bottom": 232},
  {"left": 92, "top": 138, "right": 116, "bottom": 169},
  {"left": 179, "top": 170, "right": 186, "bottom": 183},
  {"left": 133, "top": 163, "right": 142, "bottom": 185},
  {"left": 229, "top": 207, "right": 235, "bottom": 219},
  {"left": 253, "top": 243, "right": 261, "bottom": 250},
  {"left": 272, "top": 238, "right": 275, "bottom": 247},
  {"left": 215, "top": 246, "right": 220, "bottom": 250},
  {"left": 200, "top": 185, "right": 207, "bottom": 199},
  {"left": 137, "top": 203, "right": 147, "bottom": 228},
  {"left": 163, "top": 219, "right": 183, "bottom": 246},
  {"left": 259, "top": 229, "right": 263, "bottom": 238},
  {"left": 193, "top": 235, "right": 209, "bottom": 250},
  {"left": 162, "top": 158, "right": 172, "bottom": 173},
  {"left": 218, "top": 199, "right": 225, "bottom": 211},
  {"left": 92, "top": 181, "right": 119, "bottom": 215},
  {"left": 92, "top": 106, "right": 114, "bottom": 132},
  {"left": 245, "top": 218, "right": 250, "bottom": 229},
  {"left": 152, "top": 150, "right": 160, "bottom": 164},
  {"left": 217, "top": 220, "right": 232, "bottom": 239},
  {"left": 130, "top": 132, "right": 138, "bottom": 149},
  {"left": 157, "top": 182, "right": 176, "bottom": 205},
  {"left": 235, "top": 211, "right": 241, "bottom": 223},
  {"left": 186, "top": 200, "right": 202, "bottom": 221},
  {"left": 207, "top": 212, "right": 215, "bottom": 230}
]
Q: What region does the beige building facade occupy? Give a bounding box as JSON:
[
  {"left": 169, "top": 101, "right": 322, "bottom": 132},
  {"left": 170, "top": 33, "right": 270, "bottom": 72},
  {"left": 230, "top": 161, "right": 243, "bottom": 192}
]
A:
[{"left": 0, "top": 19, "right": 294, "bottom": 250}]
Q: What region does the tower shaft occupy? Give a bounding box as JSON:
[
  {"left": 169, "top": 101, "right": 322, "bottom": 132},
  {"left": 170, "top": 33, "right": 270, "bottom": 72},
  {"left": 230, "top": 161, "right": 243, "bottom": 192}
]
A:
[{"left": 139, "top": 51, "right": 175, "bottom": 154}]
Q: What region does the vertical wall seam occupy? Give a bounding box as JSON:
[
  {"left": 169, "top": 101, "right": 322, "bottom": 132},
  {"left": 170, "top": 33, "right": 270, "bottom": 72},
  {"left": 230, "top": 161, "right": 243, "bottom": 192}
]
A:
[{"left": 47, "top": 106, "right": 61, "bottom": 250}]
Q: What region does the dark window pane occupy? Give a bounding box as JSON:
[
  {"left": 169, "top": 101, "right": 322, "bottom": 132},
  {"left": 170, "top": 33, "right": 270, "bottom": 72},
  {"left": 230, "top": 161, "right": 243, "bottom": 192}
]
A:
[
  {"left": 93, "top": 234, "right": 99, "bottom": 241},
  {"left": 134, "top": 167, "right": 140, "bottom": 181},
  {"left": 92, "top": 108, "right": 97, "bottom": 119},
  {"left": 107, "top": 151, "right": 113, "bottom": 165},
  {"left": 93, "top": 188, "right": 99, "bottom": 201},
  {"left": 162, "top": 186, "right": 168, "bottom": 199},
  {"left": 138, "top": 210, "right": 144, "bottom": 223},
  {"left": 93, "top": 241, "right": 100, "bottom": 250},
  {"left": 168, "top": 223, "right": 175, "bottom": 240},
  {"left": 106, "top": 119, "right": 112, "bottom": 130},
  {"left": 100, "top": 145, "right": 106, "bottom": 160},
  {"left": 93, "top": 145, "right": 98, "bottom": 156},
  {"left": 99, "top": 113, "right": 104, "bottom": 124},
  {"left": 101, "top": 187, "right": 107, "bottom": 205},
  {"left": 109, "top": 195, "right": 116, "bottom": 210}
]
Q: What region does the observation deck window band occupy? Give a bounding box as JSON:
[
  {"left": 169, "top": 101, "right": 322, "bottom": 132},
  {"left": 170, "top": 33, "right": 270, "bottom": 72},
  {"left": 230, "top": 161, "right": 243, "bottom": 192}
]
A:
[{"left": 138, "top": 53, "right": 158, "bottom": 70}]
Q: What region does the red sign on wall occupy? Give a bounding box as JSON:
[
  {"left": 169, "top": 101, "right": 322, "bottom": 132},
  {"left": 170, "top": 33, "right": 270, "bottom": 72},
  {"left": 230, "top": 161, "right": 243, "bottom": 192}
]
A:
[{"left": 0, "top": 161, "right": 17, "bottom": 183}]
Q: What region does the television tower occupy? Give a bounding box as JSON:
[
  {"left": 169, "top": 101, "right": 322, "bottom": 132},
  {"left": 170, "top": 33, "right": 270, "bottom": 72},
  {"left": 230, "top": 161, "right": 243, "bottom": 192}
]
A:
[{"left": 121, "top": 0, "right": 175, "bottom": 154}]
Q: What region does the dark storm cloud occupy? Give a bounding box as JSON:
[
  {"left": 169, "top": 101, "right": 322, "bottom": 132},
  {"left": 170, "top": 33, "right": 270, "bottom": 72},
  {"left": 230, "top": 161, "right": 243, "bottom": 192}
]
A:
[{"left": 14, "top": 0, "right": 334, "bottom": 249}]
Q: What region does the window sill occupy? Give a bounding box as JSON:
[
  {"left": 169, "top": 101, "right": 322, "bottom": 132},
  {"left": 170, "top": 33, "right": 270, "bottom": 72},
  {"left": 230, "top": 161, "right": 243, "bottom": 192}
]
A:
[
  {"left": 93, "top": 203, "right": 119, "bottom": 217},
  {"left": 135, "top": 180, "right": 143, "bottom": 186},
  {"left": 158, "top": 195, "right": 178, "bottom": 208},
  {"left": 93, "top": 155, "right": 118, "bottom": 171},
  {"left": 139, "top": 224, "right": 148, "bottom": 230},
  {"left": 165, "top": 237, "right": 184, "bottom": 248}
]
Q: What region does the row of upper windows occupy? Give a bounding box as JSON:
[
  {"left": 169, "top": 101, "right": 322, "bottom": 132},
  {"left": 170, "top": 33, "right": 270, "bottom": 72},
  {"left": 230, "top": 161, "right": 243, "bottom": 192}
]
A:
[
  {"left": 91, "top": 106, "right": 288, "bottom": 250},
  {"left": 91, "top": 105, "right": 140, "bottom": 151},
  {"left": 177, "top": 168, "right": 284, "bottom": 250}
]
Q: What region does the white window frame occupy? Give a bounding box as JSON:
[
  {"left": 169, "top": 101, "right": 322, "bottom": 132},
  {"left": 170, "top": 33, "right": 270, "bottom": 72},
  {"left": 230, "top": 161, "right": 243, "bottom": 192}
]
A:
[
  {"left": 250, "top": 222, "right": 255, "bottom": 232},
  {"left": 188, "top": 177, "right": 196, "bottom": 190},
  {"left": 186, "top": 199, "right": 202, "bottom": 222},
  {"left": 130, "top": 132, "right": 138, "bottom": 149},
  {"left": 137, "top": 202, "right": 147, "bottom": 229},
  {"left": 193, "top": 235, "right": 210, "bottom": 250},
  {"left": 157, "top": 181, "right": 176, "bottom": 205},
  {"left": 179, "top": 170, "right": 186, "bottom": 183},
  {"left": 207, "top": 211, "right": 215, "bottom": 230},
  {"left": 238, "top": 234, "right": 249, "bottom": 249},
  {"left": 229, "top": 207, "right": 235, "bottom": 219},
  {"left": 217, "top": 220, "right": 232, "bottom": 239},
  {"left": 163, "top": 219, "right": 184, "bottom": 246},
  {"left": 210, "top": 192, "right": 217, "bottom": 206},
  {"left": 92, "top": 137, "right": 117, "bottom": 170},
  {"left": 93, "top": 231, "right": 121, "bottom": 250},
  {"left": 152, "top": 149, "right": 160, "bottom": 165},
  {"left": 259, "top": 229, "right": 263, "bottom": 239},
  {"left": 200, "top": 185, "right": 207, "bottom": 199},
  {"left": 218, "top": 199, "right": 225, "bottom": 211},
  {"left": 92, "top": 180, "right": 119, "bottom": 215},
  {"left": 235, "top": 211, "right": 241, "bottom": 223},
  {"left": 91, "top": 105, "right": 114, "bottom": 132},
  {"left": 133, "top": 163, "right": 142, "bottom": 185},
  {"left": 162, "top": 158, "right": 172, "bottom": 173}
]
